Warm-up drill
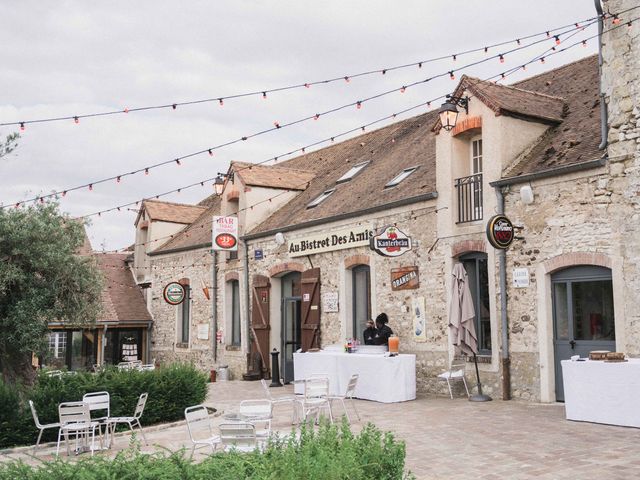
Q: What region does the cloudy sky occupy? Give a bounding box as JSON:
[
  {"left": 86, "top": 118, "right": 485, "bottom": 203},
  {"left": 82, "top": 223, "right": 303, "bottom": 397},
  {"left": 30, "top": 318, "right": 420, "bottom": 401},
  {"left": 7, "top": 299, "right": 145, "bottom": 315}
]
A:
[{"left": 0, "top": 1, "right": 600, "bottom": 250}]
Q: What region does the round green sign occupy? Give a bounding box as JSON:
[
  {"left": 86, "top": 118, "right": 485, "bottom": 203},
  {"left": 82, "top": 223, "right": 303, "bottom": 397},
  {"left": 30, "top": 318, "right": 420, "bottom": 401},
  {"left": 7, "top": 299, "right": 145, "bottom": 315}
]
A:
[{"left": 163, "top": 282, "right": 185, "bottom": 305}]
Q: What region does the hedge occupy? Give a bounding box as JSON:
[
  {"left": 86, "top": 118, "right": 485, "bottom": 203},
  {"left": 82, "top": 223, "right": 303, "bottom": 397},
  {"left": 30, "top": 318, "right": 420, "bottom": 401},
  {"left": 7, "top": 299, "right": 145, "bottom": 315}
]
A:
[
  {"left": 0, "top": 363, "right": 208, "bottom": 449},
  {"left": 0, "top": 420, "right": 414, "bottom": 479}
]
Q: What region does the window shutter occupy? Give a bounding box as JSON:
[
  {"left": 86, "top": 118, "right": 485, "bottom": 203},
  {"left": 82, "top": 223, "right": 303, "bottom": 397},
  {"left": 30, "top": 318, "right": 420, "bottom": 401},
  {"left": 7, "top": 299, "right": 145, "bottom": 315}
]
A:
[
  {"left": 300, "top": 268, "right": 321, "bottom": 352},
  {"left": 250, "top": 275, "right": 271, "bottom": 375}
]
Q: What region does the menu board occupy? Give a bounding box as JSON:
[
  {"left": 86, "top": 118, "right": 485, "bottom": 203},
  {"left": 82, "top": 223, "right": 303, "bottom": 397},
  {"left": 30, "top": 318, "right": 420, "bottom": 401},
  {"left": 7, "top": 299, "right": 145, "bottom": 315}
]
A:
[{"left": 122, "top": 342, "right": 138, "bottom": 362}]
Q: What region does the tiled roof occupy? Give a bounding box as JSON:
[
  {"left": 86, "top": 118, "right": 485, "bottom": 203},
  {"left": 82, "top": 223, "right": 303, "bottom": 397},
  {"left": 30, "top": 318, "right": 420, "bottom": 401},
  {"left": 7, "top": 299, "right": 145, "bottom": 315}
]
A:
[
  {"left": 96, "top": 253, "right": 152, "bottom": 322},
  {"left": 247, "top": 111, "right": 438, "bottom": 236},
  {"left": 142, "top": 199, "right": 207, "bottom": 224},
  {"left": 503, "top": 55, "right": 602, "bottom": 177},
  {"left": 231, "top": 162, "right": 315, "bottom": 190},
  {"left": 151, "top": 196, "right": 222, "bottom": 254}
]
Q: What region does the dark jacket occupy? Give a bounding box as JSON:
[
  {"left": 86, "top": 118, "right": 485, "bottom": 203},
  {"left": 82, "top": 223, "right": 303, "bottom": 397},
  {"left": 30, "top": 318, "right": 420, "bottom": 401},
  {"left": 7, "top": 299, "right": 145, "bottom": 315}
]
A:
[
  {"left": 373, "top": 324, "right": 393, "bottom": 346},
  {"left": 363, "top": 326, "right": 377, "bottom": 345}
]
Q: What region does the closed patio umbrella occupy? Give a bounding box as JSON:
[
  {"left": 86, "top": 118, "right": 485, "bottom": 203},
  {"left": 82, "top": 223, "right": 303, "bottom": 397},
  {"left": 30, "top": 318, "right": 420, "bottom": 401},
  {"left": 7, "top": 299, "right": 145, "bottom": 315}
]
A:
[{"left": 449, "top": 263, "right": 492, "bottom": 402}]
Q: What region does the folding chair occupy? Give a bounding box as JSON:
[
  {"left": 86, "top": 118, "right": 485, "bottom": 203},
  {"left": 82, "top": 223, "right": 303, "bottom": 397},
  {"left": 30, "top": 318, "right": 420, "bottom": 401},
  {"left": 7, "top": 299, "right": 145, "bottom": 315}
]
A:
[
  {"left": 219, "top": 422, "right": 257, "bottom": 452},
  {"left": 327, "top": 373, "right": 361, "bottom": 423},
  {"left": 301, "top": 376, "right": 333, "bottom": 424},
  {"left": 437, "top": 356, "right": 470, "bottom": 399},
  {"left": 260, "top": 379, "right": 302, "bottom": 424},
  {"left": 29, "top": 400, "right": 61, "bottom": 453},
  {"left": 184, "top": 404, "right": 220, "bottom": 458},
  {"left": 239, "top": 399, "right": 272, "bottom": 444},
  {"left": 57, "top": 401, "right": 101, "bottom": 456},
  {"left": 108, "top": 393, "right": 148, "bottom": 445},
  {"left": 82, "top": 392, "right": 110, "bottom": 448}
]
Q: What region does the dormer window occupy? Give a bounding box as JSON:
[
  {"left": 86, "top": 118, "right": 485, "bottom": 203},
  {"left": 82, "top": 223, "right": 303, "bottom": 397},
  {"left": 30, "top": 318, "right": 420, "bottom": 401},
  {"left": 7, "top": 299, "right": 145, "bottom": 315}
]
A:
[
  {"left": 336, "top": 161, "right": 370, "bottom": 184},
  {"left": 384, "top": 166, "right": 419, "bottom": 188},
  {"left": 307, "top": 189, "right": 335, "bottom": 209}
]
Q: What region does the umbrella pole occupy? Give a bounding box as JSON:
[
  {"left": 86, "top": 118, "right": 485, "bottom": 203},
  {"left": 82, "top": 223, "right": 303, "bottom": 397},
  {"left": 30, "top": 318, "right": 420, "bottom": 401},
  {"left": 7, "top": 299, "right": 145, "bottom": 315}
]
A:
[{"left": 469, "top": 352, "right": 492, "bottom": 402}]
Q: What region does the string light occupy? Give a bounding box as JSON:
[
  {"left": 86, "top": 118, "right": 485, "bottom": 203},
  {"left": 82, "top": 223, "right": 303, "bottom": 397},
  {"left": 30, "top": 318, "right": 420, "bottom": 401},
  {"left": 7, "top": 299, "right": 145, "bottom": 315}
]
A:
[
  {"left": 74, "top": 116, "right": 79, "bottom": 124},
  {"left": 89, "top": 184, "right": 93, "bottom": 191},
  {"left": 117, "top": 176, "right": 121, "bottom": 183},
  {"left": 219, "top": 98, "right": 224, "bottom": 106},
  {"left": 208, "top": 149, "right": 213, "bottom": 156},
  {"left": 123, "top": 108, "right": 129, "bottom": 113},
  {"left": 499, "top": 54, "right": 505, "bottom": 63},
  {"left": 262, "top": 92, "right": 267, "bottom": 99},
  {"left": 356, "top": 101, "right": 362, "bottom": 109},
  {"left": 452, "top": 54, "right": 457, "bottom": 62},
  {"left": 344, "top": 76, "right": 350, "bottom": 83},
  {"left": 144, "top": 168, "right": 149, "bottom": 175},
  {"left": 554, "top": 35, "right": 561, "bottom": 44},
  {"left": 449, "top": 71, "right": 455, "bottom": 80},
  {"left": 175, "top": 159, "right": 181, "bottom": 166},
  {"left": 400, "top": 86, "right": 406, "bottom": 93},
  {"left": 20, "top": 122, "right": 25, "bottom": 131},
  {"left": 172, "top": 104, "right": 177, "bottom": 110},
  {"left": 612, "top": 14, "right": 620, "bottom": 25},
  {"left": 540, "top": 57, "right": 546, "bottom": 63}
]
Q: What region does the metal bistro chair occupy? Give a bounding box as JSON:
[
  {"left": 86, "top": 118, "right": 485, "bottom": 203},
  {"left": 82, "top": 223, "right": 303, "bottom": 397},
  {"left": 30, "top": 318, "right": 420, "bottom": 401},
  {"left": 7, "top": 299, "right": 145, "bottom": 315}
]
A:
[
  {"left": 29, "top": 400, "right": 61, "bottom": 453},
  {"left": 108, "top": 393, "right": 148, "bottom": 445},
  {"left": 56, "top": 401, "right": 101, "bottom": 456},
  {"left": 327, "top": 374, "right": 361, "bottom": 423},
  {"left": 239, "top": 399, "right": 272, "bottom": 445},
  {"left": 184, "top": 404, "right": 221, "bottom": 458},
  {"left": 219, "top": 422, "right": 257, "bottom": 452},
  {"left": 260, "top": 378, "right": 302, "bottom": 424},
  {"left": 82, "top": 391, "right": 110, "bottom": 448},
  {"left": 301, "top": 376, "right": 333, "bottom": 424},
  {"left": 437, "top": 356, "right": 470, "bottom": 399}
]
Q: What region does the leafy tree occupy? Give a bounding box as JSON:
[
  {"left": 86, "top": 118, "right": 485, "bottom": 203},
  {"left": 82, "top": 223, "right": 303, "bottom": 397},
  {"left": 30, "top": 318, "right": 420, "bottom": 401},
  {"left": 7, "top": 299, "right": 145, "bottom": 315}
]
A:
[
  {"left": 0, "top": 203, "right": 103, "bottom": 385},
  {"left": 0, "top": 132, "right": 19, "bottom": 159}
]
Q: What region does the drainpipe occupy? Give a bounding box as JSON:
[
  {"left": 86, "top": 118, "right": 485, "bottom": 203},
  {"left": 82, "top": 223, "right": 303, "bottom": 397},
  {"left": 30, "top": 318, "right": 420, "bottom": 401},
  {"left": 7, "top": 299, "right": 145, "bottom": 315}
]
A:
[
  {"left": 495, "top": 187, "right": 511, "bottom": 400},
  {"left": 594, "top": 0, "right": 608, "bottom": 150},
  {"left": 243, "top": 240, "right": 251, "bottom": 371},
  {"left": 211, "top": 250, "right": 217, "bottom": 362}
]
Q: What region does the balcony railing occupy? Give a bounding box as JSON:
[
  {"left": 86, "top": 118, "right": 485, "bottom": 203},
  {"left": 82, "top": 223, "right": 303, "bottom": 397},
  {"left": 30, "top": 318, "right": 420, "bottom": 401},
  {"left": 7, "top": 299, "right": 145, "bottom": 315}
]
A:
[{"left": 455, "top": 173, "right": 483, "bottom": 223}]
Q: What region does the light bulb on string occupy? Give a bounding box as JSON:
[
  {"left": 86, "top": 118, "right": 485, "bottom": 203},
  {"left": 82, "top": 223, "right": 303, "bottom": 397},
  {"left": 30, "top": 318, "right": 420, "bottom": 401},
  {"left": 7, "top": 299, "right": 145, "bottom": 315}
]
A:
[
  {"left": 116, "top": 176, "right": 121, "bottom": 183},
  {"left": 74, "top": 116, "right": 79, "bottom": 124},
  {"left": 208, "top": 149, "right": 213, "bottom": 156},
  {"left": 582, "top": 40, "right": 587, "bottom": 47},
  {"left": 20, "top": 122, "right": 25, "bottom": 131},
  {"left": 145, "top": 168, "right": 149, "bottom": 175},
  {"left": 452, "top": 54, "right": 457, "bottom": 62},
  {"left": 356, "top": 101, "right": 362, "bottom": 109},
  {"left": 123, "top": 107, "right": 129, "bottom": 113},
  {"left": 175, "top": 159, "right": 181, "bottom": 166},
  {"left": 449, "top": 71, "right": 455, "bottom": 80},
  {"left": 382, "top": 69, "right": 387, "bottom": 75},
  {"left": 499, "top": 54, "right": 505, "bottom": 63},
  {"left": 262, "top": 92, "right": 267, "bottom": 99},
  {"left": 219, "top": 98, "right": 224, "bottom": 106},
  {"left": 516, "top": 39, "right": 521, "bottom": 45},
  {"left": 400, "top": 86, "right": 406, "bottom": 93},
  {"left": 344, "top": 76, "right": 350, "bottom": 83},
  {"left": 172, "top": 104, "right": 177, "bottom": 110},
  {"left": 274, "top": 121, "right": 280, "bottom": 128},
  {"left": 304, "top": 83, "right": 310, "bottom": 88},
  {"left": 612, "top": 14, "right": 620, "bottom": 25},
  {"left": 89, "top": 184, "right": 93, "bottom": 191},
  {"left": 554, "top": 35, "right": 561, "bottom": 45},
  {"left": 418, "top": 62, "right": 422, "bottom": 68},
  {"left": 540, "top": 57, "right": 546, "bottom": 64},
  {"left": 314, "top": 114, "right": 320, "bottom": 120}
]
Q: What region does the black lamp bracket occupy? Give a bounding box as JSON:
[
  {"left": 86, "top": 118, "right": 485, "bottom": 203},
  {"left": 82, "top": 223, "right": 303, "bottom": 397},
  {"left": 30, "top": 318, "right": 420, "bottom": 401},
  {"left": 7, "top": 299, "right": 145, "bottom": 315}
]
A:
[{"left": 445, "top": 95, "right": 470, "bottom": 114}]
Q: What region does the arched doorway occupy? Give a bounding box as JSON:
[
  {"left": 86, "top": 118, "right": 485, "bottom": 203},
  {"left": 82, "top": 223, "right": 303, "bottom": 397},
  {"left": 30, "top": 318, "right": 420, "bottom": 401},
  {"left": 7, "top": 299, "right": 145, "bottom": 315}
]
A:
[{"left": 552, "top": 265, "right": 615, "bottom": 401}]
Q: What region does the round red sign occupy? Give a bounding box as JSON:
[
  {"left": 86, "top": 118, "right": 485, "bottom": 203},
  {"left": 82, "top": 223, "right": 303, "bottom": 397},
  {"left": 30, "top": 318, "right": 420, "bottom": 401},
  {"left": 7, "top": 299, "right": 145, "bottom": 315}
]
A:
[{"left": 215, "top": 233, "right": 237, "bottom": 249}]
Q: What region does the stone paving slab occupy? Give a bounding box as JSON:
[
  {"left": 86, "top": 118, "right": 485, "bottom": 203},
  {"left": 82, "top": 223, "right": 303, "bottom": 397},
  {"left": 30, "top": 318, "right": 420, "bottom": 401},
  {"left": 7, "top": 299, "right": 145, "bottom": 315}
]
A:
[{"left": 2, "top": 380, "right": 639, "bottom": 479}]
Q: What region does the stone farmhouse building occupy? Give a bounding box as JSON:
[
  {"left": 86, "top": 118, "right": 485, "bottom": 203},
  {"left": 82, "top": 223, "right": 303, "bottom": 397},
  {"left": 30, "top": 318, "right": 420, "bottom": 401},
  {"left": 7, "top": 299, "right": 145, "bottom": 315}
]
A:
[{"left": 130, "top": 0, "right": 639, "bottom": 403}]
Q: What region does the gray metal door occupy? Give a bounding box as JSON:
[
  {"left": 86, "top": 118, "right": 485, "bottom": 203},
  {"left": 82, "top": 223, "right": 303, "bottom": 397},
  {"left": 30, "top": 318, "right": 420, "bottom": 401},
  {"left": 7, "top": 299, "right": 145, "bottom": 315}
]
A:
[
  {"left": 281, "top": 297, "right": 301, "bottom": 383},
  {"left": 552, "top": 266, "right": 615, "bottom": 401}
]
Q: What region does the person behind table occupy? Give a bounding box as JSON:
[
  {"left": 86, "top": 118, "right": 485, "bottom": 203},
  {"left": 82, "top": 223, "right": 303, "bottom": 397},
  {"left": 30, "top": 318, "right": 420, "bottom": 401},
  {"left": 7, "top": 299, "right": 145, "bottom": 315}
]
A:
[
  {"left": 373, "top": 312, "right": 393, "bottom": 346},
  {"left": 363, "top": 319, "right": 377, "bottom": 345}
]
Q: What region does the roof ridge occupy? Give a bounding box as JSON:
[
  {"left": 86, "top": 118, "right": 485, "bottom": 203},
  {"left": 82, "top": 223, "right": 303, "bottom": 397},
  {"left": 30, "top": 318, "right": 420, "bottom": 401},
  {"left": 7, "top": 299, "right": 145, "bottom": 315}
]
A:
[
  {"left": 143, "top": 199, "right": 207, "bottom": 209},
  {"left": 511, "top": 54, "right": 597, "bottom": 87},
  {"left": 463, "top": 75, "right": 565, "bottom": 102}
]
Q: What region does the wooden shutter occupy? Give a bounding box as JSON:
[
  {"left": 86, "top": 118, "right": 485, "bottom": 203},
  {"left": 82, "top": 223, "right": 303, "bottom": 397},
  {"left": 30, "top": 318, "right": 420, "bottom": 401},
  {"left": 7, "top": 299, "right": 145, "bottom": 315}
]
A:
[
  {"left": 251, "top": 274, "right": 271, "bottom": 375},
  {"left": 300, "top": 268, "right": 321, "bottom": 352}
]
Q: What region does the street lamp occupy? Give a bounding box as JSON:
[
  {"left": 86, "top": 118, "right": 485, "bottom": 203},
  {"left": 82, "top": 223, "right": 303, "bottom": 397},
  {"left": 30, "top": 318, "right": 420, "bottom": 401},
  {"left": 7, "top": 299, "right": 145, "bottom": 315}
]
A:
[
  {"left": 213, "top": 172, "right": 234, "bottom": 196},
  {"left": 438, "top": 95, "right": 470, "bottom": 132}
]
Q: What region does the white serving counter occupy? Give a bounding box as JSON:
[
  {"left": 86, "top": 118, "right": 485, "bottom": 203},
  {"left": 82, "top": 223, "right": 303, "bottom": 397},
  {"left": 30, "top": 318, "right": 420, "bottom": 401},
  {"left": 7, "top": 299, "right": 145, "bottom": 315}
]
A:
[
  {"left": 561, "top": 358, "right": 640, "bottom": 428},
  {"left": 293, "top": 351, "right": 416, "bottom": 403}
]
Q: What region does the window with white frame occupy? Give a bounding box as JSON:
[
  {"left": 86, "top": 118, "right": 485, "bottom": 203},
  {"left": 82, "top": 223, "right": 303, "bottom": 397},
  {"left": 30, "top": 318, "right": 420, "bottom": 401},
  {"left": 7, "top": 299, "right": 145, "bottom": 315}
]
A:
[
  {"left": 336, "top": 161, "right": 370, "bottom": 184},
  {"left": 471, "top": 137, "right": 483, "bottom": 174},
  {"left": 177, "top": 283, "right": 191, "bottom": 345},
  {"left": 384, "top": 166, "right": 419, "bottom": 188},
  {"left": 48, "top": 331, "right": 67, "bottom": 359},
  {"left": 307, "top": 189, "right": 335, "bottom": 208}
]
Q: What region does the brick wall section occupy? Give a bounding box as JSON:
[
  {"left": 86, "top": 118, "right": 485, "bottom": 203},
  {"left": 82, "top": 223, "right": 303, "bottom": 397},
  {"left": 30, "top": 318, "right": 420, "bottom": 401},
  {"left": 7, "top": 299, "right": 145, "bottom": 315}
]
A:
[
  {"left": 543, "top": 252, "right": 611, "bottom": 274},
  {"left": 268, "top": 261, "right": 305, "bottom": 277},
  {"left": 451, "top": 239, "right": 486, "bottom": 257},
  {"left": 452, "top": 116, "right": 482, "bottom": 137},
  {"left": 344, "top": 254, "right": 370, "bottom": 269},
  {"left": 225, "top": 271, "right": 239, "bottom": 282}
]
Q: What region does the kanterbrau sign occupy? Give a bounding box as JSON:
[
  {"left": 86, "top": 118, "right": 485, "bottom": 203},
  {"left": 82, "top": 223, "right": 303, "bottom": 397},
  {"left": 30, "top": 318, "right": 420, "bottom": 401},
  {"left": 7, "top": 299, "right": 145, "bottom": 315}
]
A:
[
  {"left": 486, "top": 214, "right": 515, "bottom": 249},
  {"left": 288, "top": 225, "right": 373, "bottom": 257},
  {"left": 212, "top": 216, "right": 238, "bottom": 251},
  {"left": 370, "top": 226, "right": 412, "bottom": 257}
]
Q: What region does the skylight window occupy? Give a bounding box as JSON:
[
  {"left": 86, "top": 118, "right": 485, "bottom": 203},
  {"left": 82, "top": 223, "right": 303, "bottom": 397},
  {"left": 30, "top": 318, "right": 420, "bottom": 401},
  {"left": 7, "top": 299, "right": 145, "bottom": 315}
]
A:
[
  {"left": 336, "top": 161, "right": 370, "bottom": 184},
  {"left": 307, "top": 189, "right": 336, "bottom": 209},
  {"left": 384, "top": 166, "right": 419, "bottom": 188}
]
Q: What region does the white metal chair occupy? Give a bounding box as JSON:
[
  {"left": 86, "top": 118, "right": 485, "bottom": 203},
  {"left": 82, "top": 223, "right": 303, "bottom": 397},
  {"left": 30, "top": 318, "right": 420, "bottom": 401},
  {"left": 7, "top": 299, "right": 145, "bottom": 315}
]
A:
[
  {"left": 327, "top": 374, "right": 361, "bottom": 423},
  {"left": 301, "top": 376, "right": 333, "bottom": 424},
  {"left": 184, "top": 404, "right": 220, "bottom": 457},
  {"left": 108, "top": 393, "right": 148, "bottom": 445},
  {"left": 219, "top": 422, "right": 257, "bottom": 452},
  {"left": 239, "top": 399, "right": 272, "bottom": 443},
  {"left": 82, "top": 391, "right": 110, "bottom": 447},
  {"left": 437, "top": 357, "right": 470, "bottom": 399},
  {"left": 260, "top": 378, "right": 302, "bottom": 424},
  {"left": 56, "top": 401, "right": 101, "bottom": 456},
  {"left": 29, "top": 400, "right": 61, "bottom": 453}
]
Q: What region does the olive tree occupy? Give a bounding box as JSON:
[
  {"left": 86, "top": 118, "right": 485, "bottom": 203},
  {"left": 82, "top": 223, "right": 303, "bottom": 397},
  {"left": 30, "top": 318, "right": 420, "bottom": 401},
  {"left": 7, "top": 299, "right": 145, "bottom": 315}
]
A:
[{"left": 0, "top": 203, "right": 103, "bottom": 384}]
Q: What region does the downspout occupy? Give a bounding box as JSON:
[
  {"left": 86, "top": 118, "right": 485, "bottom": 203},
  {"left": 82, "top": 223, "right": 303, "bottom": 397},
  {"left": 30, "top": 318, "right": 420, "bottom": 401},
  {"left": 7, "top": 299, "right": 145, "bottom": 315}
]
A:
[
  {"left": 595, "top": 0, "right": 608, "bottom": 150},
  {"left": 495, "top": 187, "right": 511, "bottom": 400},
  {"left": 243, "top": 240, "right": 251, "bottom": 373},
  {"left": 211, "top": 250, "right": 217, "bottom": 362}
]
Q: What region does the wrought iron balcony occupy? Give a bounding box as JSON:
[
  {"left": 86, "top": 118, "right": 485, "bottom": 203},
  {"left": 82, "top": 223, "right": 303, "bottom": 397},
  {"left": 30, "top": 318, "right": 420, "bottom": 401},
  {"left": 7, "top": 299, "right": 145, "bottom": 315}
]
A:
[{"left": 455, "top": 174, "right": 483, "bottom": 223}]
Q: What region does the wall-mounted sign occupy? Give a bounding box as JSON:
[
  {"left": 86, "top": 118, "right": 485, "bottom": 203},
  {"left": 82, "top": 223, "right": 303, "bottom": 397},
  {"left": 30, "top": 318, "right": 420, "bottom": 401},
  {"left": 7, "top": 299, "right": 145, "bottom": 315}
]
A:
[
  {"left": 254, "top": 249, "right": 264, "bottom": 260},
  {"left": 322, "top": 292, "right": 339, "bottom": 313},
  {"left": 163, "top": 282, "right": 185, "bottom": 305},
  {"left": 288, "top": 225, "right": 372, "bottom": 258},
  {"left": 391, "top": 266, "right": 420, "bottom": 291},
  {"left": 513, "top": 268, "right": 530, "bottom": 288},
  {"left": 212, "top": 216, "right": 238, "bottom": 251},
  {"left": 412, "top": 296, "right": 427, "bottom": 342},
  {"left": 486, "top": 214, "right": 515, "bottom": 249},
  {"left": 370, "top": 226, "right": 412, "bottom": 257},
  {"left": 197, "top": 324, "right": 209, "bottom": 340},
  {"left": 303, "top": 293, "right": 311, "bottom": 302}
]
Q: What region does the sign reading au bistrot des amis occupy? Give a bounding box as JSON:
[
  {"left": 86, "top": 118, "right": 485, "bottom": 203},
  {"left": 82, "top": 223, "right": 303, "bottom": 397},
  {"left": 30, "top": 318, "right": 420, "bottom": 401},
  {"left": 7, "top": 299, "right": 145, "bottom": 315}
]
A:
[
  {"left": 212, "top": 216, "right": 238, "bottom": 251},
  {"left": 370, "top": 226, "right": 412, "bottom": 257},
  {"left": 391, "top": 266, "right": 420, "bottom": 291},
  {"left": 288, "top": 225, "right": 372, "bottom": 257},
  {"left": 486, "top": 214, "right": 515, "bottom": 249},
  {"left": 163, "top": 282, "right": 185, "bottom": 305}
]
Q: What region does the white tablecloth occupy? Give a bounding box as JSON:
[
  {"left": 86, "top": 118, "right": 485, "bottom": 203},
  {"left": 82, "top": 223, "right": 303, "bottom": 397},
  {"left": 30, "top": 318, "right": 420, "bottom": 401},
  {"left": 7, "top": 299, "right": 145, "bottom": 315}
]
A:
[
  {"left": 561, "top": 358, "right": 640, "bottom": 428},
  {"left": 293, "top": 351, "right": 416, "bottom": 403}
]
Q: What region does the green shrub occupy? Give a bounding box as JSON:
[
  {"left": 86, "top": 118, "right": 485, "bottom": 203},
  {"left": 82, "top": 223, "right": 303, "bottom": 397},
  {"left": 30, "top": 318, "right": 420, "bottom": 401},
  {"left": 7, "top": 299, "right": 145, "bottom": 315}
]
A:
[
  {"left": 0, "top": 363, "right": 208, "bottom": 449},
  {"left": 0, "top": 420, "right": 414, "bottom": 479}
]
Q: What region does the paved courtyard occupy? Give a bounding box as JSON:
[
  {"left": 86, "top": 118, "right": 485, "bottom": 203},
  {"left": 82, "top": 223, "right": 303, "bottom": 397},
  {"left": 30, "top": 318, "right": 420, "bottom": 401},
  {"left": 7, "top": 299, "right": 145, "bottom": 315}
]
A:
[{"left": 2, "top": 380, "right": 639, "bottom": 479}]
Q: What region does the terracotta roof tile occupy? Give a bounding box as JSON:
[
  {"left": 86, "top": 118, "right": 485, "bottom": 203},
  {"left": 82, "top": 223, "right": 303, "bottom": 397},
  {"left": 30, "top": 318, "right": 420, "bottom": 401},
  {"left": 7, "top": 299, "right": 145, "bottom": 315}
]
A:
[
  {"left": 142, "top": 199, "right": 207, "bottom": 224},
  {"left": 231, "top": 162, "right": 315, "bottom": 190}
]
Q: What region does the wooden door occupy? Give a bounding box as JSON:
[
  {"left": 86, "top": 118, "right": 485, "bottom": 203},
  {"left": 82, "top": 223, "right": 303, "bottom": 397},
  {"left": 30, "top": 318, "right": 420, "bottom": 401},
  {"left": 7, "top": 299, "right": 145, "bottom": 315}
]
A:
[
  {"left": 251, "top": 274, "right": 271, "bottom": 375},
  {"left": 300, "top": 268, "right": 321, "bottom": 352}
]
